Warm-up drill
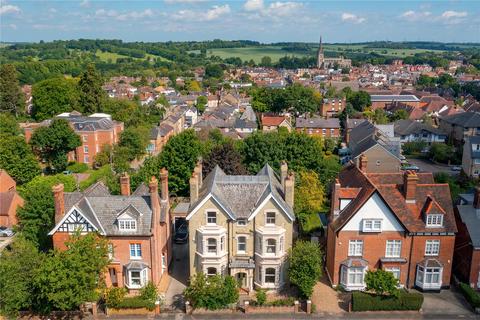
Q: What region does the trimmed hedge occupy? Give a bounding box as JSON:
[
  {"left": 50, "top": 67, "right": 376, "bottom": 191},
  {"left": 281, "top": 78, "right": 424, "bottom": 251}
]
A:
[
  {"left": 352, "top": 291, "right": 423, "bottom": 311},
  {"left": 115, "top": 297, "right": 155, "bottom": 311},
  {"left": 459, "top": 283, "right": 480, "bottom": 308}
]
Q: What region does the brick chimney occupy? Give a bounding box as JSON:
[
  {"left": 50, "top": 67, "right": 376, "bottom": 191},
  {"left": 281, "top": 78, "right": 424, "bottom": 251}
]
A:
[
  {"left": 160, "top": 168, "right": 169, "bottom": 201},
  {"left": 330, "top": 179, "right": 341, "bottom": 222},
  {"left": 474, "top": 187, "right": 480, "bottom": 209},
  {"left": 359, "top": 154, "right": 368, "bottom": 173},
  {"left": 52, "top": 184, "right": 65, "bottom": 224},
  {"left": 190, "top": 172, "right": 199, "bottom": 205},
  {"left": 284, "top": 172, "right": 295, "bottom": 209},
  {"left": 280, "top": 160, "right": 288, "bottom": 188},
  {"left": 120, "top": 172, "right": 130, "bottom": 196},
  {"left": 149, "top": 176, "right": 159, "bottom": 196},
  {"left": 194, "top": 159, "right": 203, "bottom": 188},
  {"left": 403, "top": 170, "right": 418, "bottom": 204}
]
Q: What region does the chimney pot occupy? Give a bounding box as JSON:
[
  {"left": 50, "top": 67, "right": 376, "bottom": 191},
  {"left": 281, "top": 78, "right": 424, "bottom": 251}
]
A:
[
  {"left": 52, "top": 184, "right": 65, "bottom": 224},
  {"left": 473, "top": 187, "right": 480, "bottom": 209},
  {"left": 359, "top": 154, "right": 368, "bottom": 173},
  {"left": 280, "top": 161, "right": 288, "bottom": 187},
  {"left": 404, "top": 170, "right": 418, "bottom": 203},
  {"left": 194, "top": 159, "right": 203, "bottom": 187},
  {"left": 120, "top": 172, "right": 131, "bottom": 196}
]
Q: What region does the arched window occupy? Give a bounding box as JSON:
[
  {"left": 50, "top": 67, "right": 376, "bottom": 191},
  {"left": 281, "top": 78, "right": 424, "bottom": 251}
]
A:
[
  {"left": 207, "top": 238, "right": 217, "bottom": 253},
  {"left": 265, "top": 268, "right": 276, "bottom": 284},
  {"left": 207, "top": 267, "right": 217, "bottom": 276},
  {"left": 266, "top": 239, "right": 276, "bottom": 254}
]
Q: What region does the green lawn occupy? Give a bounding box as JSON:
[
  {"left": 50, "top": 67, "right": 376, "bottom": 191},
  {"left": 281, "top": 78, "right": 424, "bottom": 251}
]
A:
[
  {"left": 95, "top": 50, "right": 170, "bottom": 63},
  {"left": 301, "top": 213, "right": 323, "bottom": 234}
]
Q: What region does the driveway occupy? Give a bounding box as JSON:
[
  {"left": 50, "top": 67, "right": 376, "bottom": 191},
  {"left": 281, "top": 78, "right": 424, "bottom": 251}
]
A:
[
  {"left": 407, "top": 158, "right": 458, "bottom": 175},
  {"left": 164, "top": 243, "right": 189, "bottom": 311},
  {"left": 420, "top": 287, "right": 473, "bottom": 316}
]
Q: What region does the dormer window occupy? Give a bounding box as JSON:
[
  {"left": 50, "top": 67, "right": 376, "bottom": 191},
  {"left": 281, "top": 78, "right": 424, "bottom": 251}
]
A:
[
  {"left": 119, "top": 219, "right": 136, "bottom": 231},
  {"left": 362, "top": 219, "right": 382, "bottom": 232},
  {"left": 426, "top": 214, "right": 443, "bottom": 227}
]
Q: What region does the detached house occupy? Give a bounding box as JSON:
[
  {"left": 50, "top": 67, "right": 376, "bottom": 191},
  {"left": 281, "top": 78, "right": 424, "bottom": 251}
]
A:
[
  {"left": 185, "top": 161, "right": 295, "bottom": 292},
  {"left": 49, "top": 171, "right": 172, "bottom": 292},
  {"left": 326, "top": 161, "right": 457, "bottom": 291}
]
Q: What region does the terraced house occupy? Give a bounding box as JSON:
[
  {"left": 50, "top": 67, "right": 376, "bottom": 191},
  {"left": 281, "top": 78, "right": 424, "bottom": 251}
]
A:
[
  {"left": 185, "top": 161, "right": 295, "bottom": 292},
  {"left": 326, "top": 162, "right": 457, "bottom": 291}
]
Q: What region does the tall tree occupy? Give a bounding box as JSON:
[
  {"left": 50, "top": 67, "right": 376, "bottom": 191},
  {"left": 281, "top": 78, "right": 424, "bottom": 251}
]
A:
[
  {"left": 288, "top": 240, "right": 323, "bottom": 298},
  {"left": 294, "top": 170, "right": 325, "bottom": 219},
  {"left": 78, "top": 64, "right": 106, "bottom": 114},
  {"left": 0, "top": 64, "right": 25, "bottom": 116},
  {"left": 30, "top": 119, "right": 81, "bottom": 172},
  {"left": 202, "top": 141, "right": 247, "bottom": 177},
  {"left": 32, "top": 77, "right": 79, "bottom": 120}
]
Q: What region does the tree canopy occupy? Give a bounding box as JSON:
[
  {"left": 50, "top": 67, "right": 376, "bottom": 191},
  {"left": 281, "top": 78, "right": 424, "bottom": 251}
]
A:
[
  {"left": 32, "top": 77, "right": 79, "bottom": 120},
  {"left": 78, "top": 64, "right": 106, "bottom": 113},
  {"left": 0, "top": 64, "right": 25, "bottom": 116},
  {"left": 288, "top": 240, "right": 323, "bottom": 298}
]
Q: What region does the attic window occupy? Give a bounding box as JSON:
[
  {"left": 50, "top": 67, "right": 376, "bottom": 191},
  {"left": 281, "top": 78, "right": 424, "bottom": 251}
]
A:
[
  {"left": 426, "top": 214, "right": 443, "bottom": 227},
  {"left": 119, "top": 219, "right": 136, "bottom": 231},
  {"left": 362, "top": 219, "right": 382, "bottom": 232}
]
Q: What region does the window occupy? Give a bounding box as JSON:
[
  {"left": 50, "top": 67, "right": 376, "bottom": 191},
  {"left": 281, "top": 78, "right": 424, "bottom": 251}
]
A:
[
  {"left": 266, "top": 239, "right": 276, "bottom": 254},
  {"left": 206, "top": 267, "right": 217, "bottom": 276},
  {"left": 265, "top": 268, "right": 276, "bottom": 284},
  {"left": 84, "top": 146, "right": 89, "bottom": 153},
  {"left": 426, "top": 214, "right": 443, "bottom": 227},
  {"left": 385, "top": 240, "right": 402, "bottom": 258},
  {"left": 220, "top": 236, "right": 225, "bottom": 252},
  {"left": 84, "top": 155, "right": 89, "bottom": 163},
  {"left": 237, "top": 219, "right": 247, "bottom": 226},
  {"left": 256, "top": 235, "right": 262, "bottom": 253},
  {"left": 82, "top": 135, "right": 87, "bottom": 142},
  {"left": 206, "top": 211, "right": 217, "bottom": 225},
  {"left": 129, "top": 270, "right": 142, "bottom": 286},
  {"left": 119, "top": 219, "right": 136, "bottom": 231},
  {"left": 266, "top": 212, "right": 276, "bottom": 225},
  {"left": 417, "top": 266, "right": 442, "bottom": 287},
  {"left": 237, "top": 236, "right": 246, "bottom": 253},
  {"left": 362, "top": 219, "right": 382, "bottom": 232},
  {"left": 129, "top": 243, "right": 142, "bottom": 259},
  {"left": 348, "top": 267, "right": 364, "bottom": 285},
  {"left": 108, "top": 243, "right": 114, "bottom": 259},
  {"left": 279, "top": 236, "right": 284, "bottom": 253},
  {"left": 385, "top": 267, "right": 401, "bottom": 280},
  {"left": 376, "top": 160, "right": 381, "bottom": 166},
  {"left": 207, "top": 238, "right": 217, "bottom": 253},
  {"left": 348, "top": 240, "right": 363, "bottom": 256},
  {"left": 425, "top": 240, "right": 440, "bottom": 256}
]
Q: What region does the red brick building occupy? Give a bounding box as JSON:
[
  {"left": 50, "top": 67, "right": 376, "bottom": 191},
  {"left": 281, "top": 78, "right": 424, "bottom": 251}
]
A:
[
  {"left": 295, "top": 117, "right": 340, "bottom": 138},
  {"left": 22, "top": 112, "right": 124, "bottom": 167},
  {"left": 48, "top": 170, "right": 172, "bottom": 292},
  {"left": 261, "top": 115, "right": 292, "bottom": 132},
  {"left": 320, "top": 98, "right": 346, "bottom": 118},
  {"left": 326, "top": 163, "right": 457, "bottom": 291},
  {"left": 0, "top": 170, "right": 24, "bottom": 227},
  {"left": 453, "top": 188, "right": 480, "bottom": 289}
]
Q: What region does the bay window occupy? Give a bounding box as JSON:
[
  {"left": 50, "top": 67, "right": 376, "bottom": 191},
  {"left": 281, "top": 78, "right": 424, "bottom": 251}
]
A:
[
  {"left": 207, "top": 238, "right": 217, "bottom": 253},
  {"left": 266, "top": 238, "right": 276, "bottom": 254},
  {"left": 416, "top": 265, "right": 442, "bottom": 289},
  {"left": 265, "top": 268, "right": 276, "bottom": 284}
]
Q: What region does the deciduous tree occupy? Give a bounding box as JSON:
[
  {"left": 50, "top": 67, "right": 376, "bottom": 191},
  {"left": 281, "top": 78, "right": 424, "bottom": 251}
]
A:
[
  {"left": 32, "top": 77, "right": 79, "bottom": 120},
  {"left": 0, "top": 64, "right": 25, "bottom": 116},
  {"left": 288, "top": 241, "right": 323, "bottom": 298},
  {"left": 202, "top": 141, "right": 247, "bottom": 176}
]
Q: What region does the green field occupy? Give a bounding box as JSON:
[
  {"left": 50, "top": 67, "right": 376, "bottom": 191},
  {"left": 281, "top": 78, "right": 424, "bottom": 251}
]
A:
[
  {"left": 206, "top": 45, "right": 447, "bottom": 63},
  {"left": 95, "top": 50, "right": 169, "bottom": 63}
]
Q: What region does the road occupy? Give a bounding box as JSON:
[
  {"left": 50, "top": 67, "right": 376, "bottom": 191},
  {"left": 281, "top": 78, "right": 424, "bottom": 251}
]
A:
[{"left": 407, "top": 158, "right": 459, "bottom": 176}]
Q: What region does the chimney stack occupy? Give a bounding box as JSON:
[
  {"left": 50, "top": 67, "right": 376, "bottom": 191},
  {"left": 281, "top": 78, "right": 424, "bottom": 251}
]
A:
[
  {"left": 359, "top": 154, "right": 368, "bottom": 173},
  {"left": 120, "top": 172, "right": 131, "bottom": 196},
  {"left": 284, "top": 172, "right": 295, "bottom": 209},
  {"left": 52, "top": 184, "right": 65, "bottom": 224},
  {"left": 403, "top": 170, "right": 418, "bottom": 204},
  {"left": 330, "top": 179, "right": 341, "bottom": 222},
  {"left": 473, "top": 187, "right": 480, "bottom": 209},
  {"left": 160, "top": 168, "right": 169, "bottom": 201},
  {"left": 280, "top": 161, "right": 288, "bottom": 188},
  {"left": 194, "top": 159, "right": 203, "bottom": 188},
  {"left": 149, "top": 176, "right": 159, "bottom": 196},
  {"left": 190, "top": 172, "right": 199, "bottom": 205}
]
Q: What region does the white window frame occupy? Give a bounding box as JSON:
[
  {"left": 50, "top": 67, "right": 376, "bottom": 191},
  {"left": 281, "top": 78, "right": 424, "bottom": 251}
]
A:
[
  {"left": 265, "top": 212, "right": 276, "bottom": 226},
  {"left": 237, "top": 236, "right": 247, "bottom": 254},
  {"left": 108, "top": 243, "right": 114, "bottom": 260},
  {"left": 279, "top": 236, "right": 284, "bottom": 254},
  {"left": 84, "top": 155, "right": 89, "bottom": 163},
  {"left": 348, "top": 240, "right": 363, "bottom": 257},
  {"left": 82, "top": 135, "right": 87, "bottom": 142},
  {"left": 385, "top": 267, "right": 401, "bottom": 280},
  {"left": 206, "top": 267, "right": 217, "bottom": 277},
  {"left": 266, "top": 238, "right": 277, "bottom": 255},
  {"left": 362, "top": 219, "right": 382, "bottom": 232},
  {"left": 341, "top": 266, "right": 365, "bottom": 287},
  {"left": 128, "top": 268, "right": 148, "bottom": 288},
  {"left": 385, "top": 240, "right": 402, "bottom": 258},
  {"left": 220, "top": 236, "right": 225, "bottom": 252},
  {"left": 237, "top": 218, "right": 247, "bottom": 226},
  {"left": 416, "top": 265, "right": 442, "bottom": 289},
  {"left": 426, "top": 214, "right": 443, "bottom": 227},
  {"left": 264, "top": 267, "right": 276, "bottom": 284},
  {"left": 119, "top": 219, "right": 137, "bottom": 231},
  {"left": 84, "top": 145, "right": 89, "bottom": 153},
  {"left": 206, "top": 238, "right": 217, "bottom": 254},
  {"left": 129, "top": 243, "right": 142, "bottom": 259},
  {"left": 425, "top": 240, "right": 440, "bottom": 256},
  {"left": 206, "top": 211, "right": 217, "bottom": 225}
]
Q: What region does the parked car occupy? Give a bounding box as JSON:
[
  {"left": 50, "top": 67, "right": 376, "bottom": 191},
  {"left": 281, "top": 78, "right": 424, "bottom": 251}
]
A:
[
  {"left": 451, "top": 166, "right": 462, "bottom": 172},
  {"left": 174, "top": 224, "right": 188, "bottom": 244},
  {"left": 401, "top": 165, "right": 420, "bottom": 172},
  {"left": 0, "top": 226, "right": 14, "bottom": 237}
]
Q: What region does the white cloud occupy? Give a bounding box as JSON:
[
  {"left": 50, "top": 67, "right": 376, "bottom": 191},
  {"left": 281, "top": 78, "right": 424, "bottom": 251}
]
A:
[
  {"left": 0, "top": 4, "right": 21, "bottom": 15},
  {"left": 8, "top": 23, "right": 17, "bottom": 29},
  {"left": 164, "top": 0, "right": 207, "bottom": 3},
  {"left": 400, "top": 10, "right": 431, "bottom": 22},
  {"left": 116, "top": 9, "right": 154, "bottom": 21},
  {"left": 244, "top": 0, "right": 264, "bottom": 12},
  {"left": 173, "top": 4, "right": 230, "bottom": 21},
  {"left": 80, "top": 0, "right": 90, "bottom": 8},
  {"left": 49, "top": 8, "right": 57, "bottom": 13},
  {"left": 267, "top": 2, "right": 302, "bottom": 17},
  {"left": 341, "top": 12, "right": 366, "bottom": 24},
  {"left": 95, "top": 9, "right": 118, "bottom": 18},
  {"left": 441, "top": 10, "right": 467, "bottom": 19},
  {"left": 204, "top": 5, "right": 230, "bottom": 21}
]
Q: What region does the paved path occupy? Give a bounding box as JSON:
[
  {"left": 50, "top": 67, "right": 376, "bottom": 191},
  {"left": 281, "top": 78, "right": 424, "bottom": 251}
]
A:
[
  {"left": 420, "top": 287, "right": 474, "bottom": 316},
  {"left": 311, "top": 274, "right": 347, "bottom": 314},
  {"left": 164, "top": 243, "right": 188, "bottom": 311}
]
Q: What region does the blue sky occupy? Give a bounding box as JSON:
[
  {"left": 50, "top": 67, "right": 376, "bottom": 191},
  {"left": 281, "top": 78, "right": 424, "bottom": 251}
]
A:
[{"left": 1, "top": 0, "right": 479, "bottom": 43}]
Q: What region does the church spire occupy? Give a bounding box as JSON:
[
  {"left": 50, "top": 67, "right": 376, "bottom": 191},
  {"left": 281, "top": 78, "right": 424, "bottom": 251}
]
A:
[{"left": 319, "top": 35, "right": 323, "bottom": 54}]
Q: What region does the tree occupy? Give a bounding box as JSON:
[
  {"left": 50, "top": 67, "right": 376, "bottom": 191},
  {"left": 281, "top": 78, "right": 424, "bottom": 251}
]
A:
[
  {"left": 118, "top": 126, "right": 149, "bottom": 161},
  {"left": 365, "top": 269, "right": 399, "bottom": 297},
  {"left": 196, "top": 95, "right": 208, "bottom": 114},
  {"left": 31, "top": 77, "right": 79, "bottom": 120},
  {"left": 78, "top": 64, "right": 106, "bottom": 114},
  {"left": 429, "top": 143, "right": 455, "bottom": 164},
  {"left": 372, "top": 109, "right": 388, "bottom": 124},
  {"left": 294, "top": 170, "right": 325, "bottom": 220},
  {"left": 390, "top": 109, "right": 409, "bottom": 121},
  {"left": 0, "top": 113, "right": 21, "bottom": 136},
  {"left": 187, "top": 80, "right": 202, "bottom": 92},
  {"left": 260, "top": 56, "right": 272, "bottom": 67},
  {"left": 204, "top": 64, "right": 224, "bottom": 79},
  {"left": 0, "top": 64, "right": 25, "bottom": 116},
  {"left": 183, "top": 273, "right": 238, "bottom": 310},
  {"left": 17, "top": 174, "right": 76, "bottom": 249},
  {"left": 347, "top": 90, "right": 371, "bottom": 112},
  {"left": 0, "top": 237, "right": 44, "bottom": 318},
  {"left": 202, "top": 141, "right": 247, "bottom": 177},
  {"left": 288, "top": 240, "right": 323, "bottom": 298},
  {"left": 30, "top": 119, "right": 81, "bottom": 172}
]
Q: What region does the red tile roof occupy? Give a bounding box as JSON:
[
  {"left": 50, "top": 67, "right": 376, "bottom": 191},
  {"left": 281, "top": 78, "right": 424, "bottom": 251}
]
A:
[{"left": 261, "top": 116, "right": 289, "bottom": 127}]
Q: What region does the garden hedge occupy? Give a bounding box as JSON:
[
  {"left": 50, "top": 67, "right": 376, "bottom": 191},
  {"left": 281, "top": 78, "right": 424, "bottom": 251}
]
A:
[
  {"left": 459, "top": 283, "right": 480, "bottom": 308},
  {"left": 113, "top": 297, "right": 155, "bottom": 310},
  {"left": 352, "top": 291, "right": 423, "bottom": 311}
]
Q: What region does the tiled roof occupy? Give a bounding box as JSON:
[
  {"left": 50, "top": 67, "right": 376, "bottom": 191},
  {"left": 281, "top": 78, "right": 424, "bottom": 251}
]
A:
[
  {"left": 441, "top": 111, "right": 480, "bottom": 128},
  {"left": 262, "top": 116, "right": 289, "bottom": 127},
  {"left": 295, "top": 117, "right": 340, "bottom": 129},
  {"left": 370, "top": 95, "right": 419, "bottom": 102}
]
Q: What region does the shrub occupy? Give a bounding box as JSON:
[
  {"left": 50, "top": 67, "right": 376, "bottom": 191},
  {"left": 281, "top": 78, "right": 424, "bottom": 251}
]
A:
[
  {"left": 184, "top": 273, "right": 239, "bottom": 310},
  {"left": 365, "top": 269, "right": 399, "bottom": 297},
  {"left": 105, "top": 287, "right": 127, "bottom": 308},
  {"left": 459, "top": 283, "right": 480, "bottom": 308},
  {"left": 256, "top": 289, "right": 266, "bottom": 306},
  {"left": 140, "top": 282, "right": 158, "bottom": 304},
  {"left": 116, "top": 296, "right": 155, "bottom": 311},
  {"left": 288, "top": 240, "right": 323, "bottom": 298},
  {"left": 269, "top": 297, "right": 295, "bottom": 307},
  {"left": 352, "top": 291, "right": 423, "bottom": 311},
  {"left": 66, "top": 162, "right": 89, "bottom": 173}
]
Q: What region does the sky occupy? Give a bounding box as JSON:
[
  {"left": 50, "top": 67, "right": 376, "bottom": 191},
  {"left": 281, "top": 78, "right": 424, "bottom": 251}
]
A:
[{"left": 0, "top": 0, "right": 479, "bottom": 43}]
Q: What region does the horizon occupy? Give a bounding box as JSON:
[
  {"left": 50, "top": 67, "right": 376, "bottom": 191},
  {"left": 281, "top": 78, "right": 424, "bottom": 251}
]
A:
[{"left": 1, "top": 0, "right": 479, "bottom": 43}]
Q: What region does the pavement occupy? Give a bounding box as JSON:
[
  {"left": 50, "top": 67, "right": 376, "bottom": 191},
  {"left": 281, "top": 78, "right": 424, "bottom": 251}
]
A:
[
  {"left": 420, "top": 287, "right": 474, "bottom": 316},
  {"left": 407, "top": 158, "right": 459, "bottom": 175},
  {"left": 164, "top": 243, "right": 189, "bottom": 311}
]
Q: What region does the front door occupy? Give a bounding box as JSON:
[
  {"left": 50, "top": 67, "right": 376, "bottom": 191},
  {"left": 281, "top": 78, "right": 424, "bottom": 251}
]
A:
[
  {"left": 109, "top": 268, "right": 118, "bottom": 286},
  {"left": 236, "top": 272, "right": 247, "bottom": 289}
]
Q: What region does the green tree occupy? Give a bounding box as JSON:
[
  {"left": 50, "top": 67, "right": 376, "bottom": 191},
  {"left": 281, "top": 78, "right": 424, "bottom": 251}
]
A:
[
  {"left": 0, "top": 237, "right": 44, "bottom": 318},
  {"left": 196, "top": 95, "right": 208, "bottom": 114},
  {"left": 202, "top": 141, "right": 247, "bottom": 177},
  {"left": 0, "top": 64, "right": 25, "bottom": 116},
  {"left": 391, "top": 109, "right": 409, "bottom": 121},
  {"left": 187, "top": 80, "right": 202, "bottom": 92},
  {"left": 0, "top": 113, "right": 21, "bottom": 135},
  {"left": 372, "top": 109, "right": 389, "bottom": 124},
  {"left": 184, "top": 273, "right": 238, "bottom": 310},
  {"left": 347, "top": 90, "right": 371, "bottom": 112},
  {"left": 17, "top": 174, "right": 76, "bottom": 249},
  {"left": 78, "top": 64, "right": 106, "bottom": 114},
  {"left": 365, "top": 269, "right": 399, "bottom": 297},
  {"left": 260, "top": 56, "right": 272, "bottom": 67},
  {"left": 288, "top": 240, "right": 323, "bottom": 298},
  {"left": 118, "top": 126, "right": 150, "bottom": 160},
  {"left": 32, "top": 77, "right": 79, "bottom": 120},
  {"left": 30, "top": 119, "right": 81, "bottom": 172},
  {"left": 204, "top": 64, "right": 224, "bottom": 79},
  {"left": 429, "top": 143, "right": 455, "bottom": 164},
  {"left": 294, "top": 170, "right": 325, "bottom": 219}
]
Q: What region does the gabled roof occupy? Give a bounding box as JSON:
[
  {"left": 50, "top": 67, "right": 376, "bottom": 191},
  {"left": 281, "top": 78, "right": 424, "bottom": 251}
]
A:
[
  {"left": 187, "top": 164, "right": 294, "bottom": 222},
  {"left": 262, "top": 116, "right": 289, "bottom": 127},
  {"left": 440, "top": 111, "right": 480, "bottom": 128},
  {"left": 0, "top": 170, "right": 16, "bottom": 192},
  {"left": 394, "top": 119, "right": 447, "bottom": 137},
  {"left": 296, "top": 117, "right": 340, "bottom": 129}
]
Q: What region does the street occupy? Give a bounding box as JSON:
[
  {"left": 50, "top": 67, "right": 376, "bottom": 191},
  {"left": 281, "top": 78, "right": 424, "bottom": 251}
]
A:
[{"left": 407, "top": 158, "right": 459, "bottom": 176}]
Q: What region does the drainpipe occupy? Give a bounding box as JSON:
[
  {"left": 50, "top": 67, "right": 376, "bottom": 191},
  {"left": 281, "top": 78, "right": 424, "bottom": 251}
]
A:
[{"left": 406, "top": 233, "right": 414, "bottom": 289}]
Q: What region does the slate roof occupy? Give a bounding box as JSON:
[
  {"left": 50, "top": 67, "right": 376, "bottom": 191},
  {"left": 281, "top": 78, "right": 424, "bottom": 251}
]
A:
[
  {"left": 331, "top": 163, "right": 457, "bottom": 234},
  {"left": 465, "top": 136, "right": 480, "bottom": 159},
  {"left": 56, "top": 114, "right": 118, "bottom": 132},
  {"left": 370, "top": 95, "right": 420, "bottom": 102},
  {"left": 296, "top": 117, "right": 340, "bottom": 129},
  {"left": 440, "top": 111, "right": 480, "bottom": 128},
  {"left": 457, "top": 198, "right": 480, "bottom": 248},
  {"left": 394, "top": 119, "right": 447, "bottom": 137},
  {"left": 348, "top": 121, "right": 401, "bottom": 159},
  {"left": 188, "top": 164, "right": 294, "bottom": 221}
]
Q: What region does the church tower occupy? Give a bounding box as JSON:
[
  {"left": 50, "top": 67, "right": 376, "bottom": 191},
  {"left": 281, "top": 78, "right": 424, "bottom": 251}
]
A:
[{"left": 316, "top": 35, "right": 324, "bottom": 69}]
